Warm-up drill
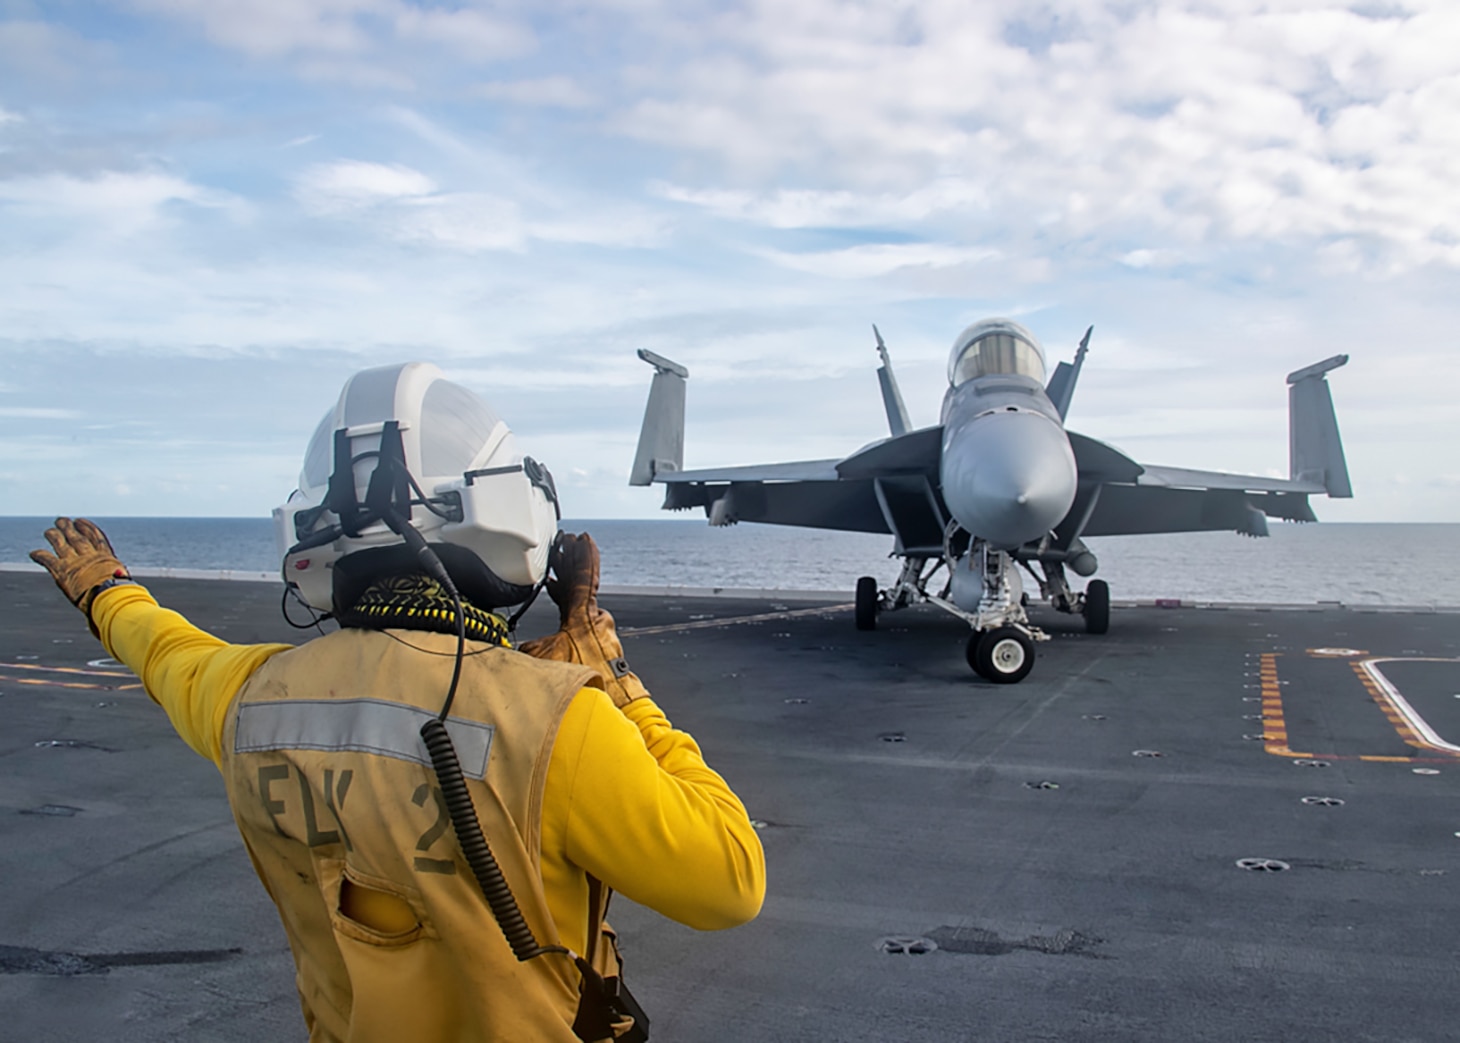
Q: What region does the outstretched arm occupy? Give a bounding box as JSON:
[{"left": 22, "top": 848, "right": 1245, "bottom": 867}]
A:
[
  {"left": 92, "top": 585, "right": 294, "bottom": 762},
  {"left": 31, "top": 517, "right": 294, "bottom": 763}
]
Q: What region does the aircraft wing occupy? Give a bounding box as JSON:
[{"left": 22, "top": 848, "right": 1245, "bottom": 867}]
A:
[
  {"left": 650, "top": 430, "right": 946, "bottom": 540},
  {"left": 1135, "top": 464, "right": 1326, "bottom": 495},
  {"left": 1069, "top": 446, "right": 1324, "bottom": 539}
]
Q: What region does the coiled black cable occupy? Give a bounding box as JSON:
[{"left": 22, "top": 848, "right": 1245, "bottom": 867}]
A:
[
  {"left": 385, "top": 508, "right": 566, "bottom": 963},
  {"left": 418, "top": 717, "right": 567, "bottom": 962}
]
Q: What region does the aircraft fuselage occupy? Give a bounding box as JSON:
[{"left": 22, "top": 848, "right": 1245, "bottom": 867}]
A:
[{"left": 938, "top": 372, "right": 1078, "bottom": 551}]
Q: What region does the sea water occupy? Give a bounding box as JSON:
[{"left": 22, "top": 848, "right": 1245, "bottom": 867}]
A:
[{"left": 2, "top": 517, "right": 1457, "bottom": 607}]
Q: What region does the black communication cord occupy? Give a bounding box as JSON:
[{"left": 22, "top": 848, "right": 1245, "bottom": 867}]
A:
[
  {"left": 383, "top": 509, "right": 568, "bottom": 964},
  {"left": 281, "top": 586, "right": 333, "bottom": 633}
]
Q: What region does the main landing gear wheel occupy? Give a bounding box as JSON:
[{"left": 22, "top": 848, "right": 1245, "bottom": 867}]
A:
[
  {"left": 1084, "top": 579, "right": 1110, "bottom": 635},
  {"left": 855, "top": 576, "right": 879, "bottom": 631},
  {"left": 967, "top": 627, "right": 1035, "bottom": 684}
]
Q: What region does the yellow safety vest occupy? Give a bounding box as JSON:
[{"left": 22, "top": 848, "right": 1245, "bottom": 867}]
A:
[{"left": 218, "top": 627, "right": 630, "bottom": 1043}]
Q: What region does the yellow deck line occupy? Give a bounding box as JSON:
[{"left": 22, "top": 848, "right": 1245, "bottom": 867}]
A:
[
  {"left": 3, "top": 662, "right": 138, "bottom": 679},
  {"left": 0, "top": 674, "right": 143, "bottom": 691}
]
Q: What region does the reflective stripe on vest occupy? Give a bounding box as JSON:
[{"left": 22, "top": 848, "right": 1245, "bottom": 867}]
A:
[{"left": 235, "top": 698, "right": 495, "bottom": 779}]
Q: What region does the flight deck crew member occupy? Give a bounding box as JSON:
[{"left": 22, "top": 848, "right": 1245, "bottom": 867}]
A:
[{"left": 29, "top": 363, "right": 765, "bottom": 1043}]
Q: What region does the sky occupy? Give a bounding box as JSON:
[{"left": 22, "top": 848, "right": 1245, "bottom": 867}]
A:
[{"left": 1, "top": 0, "right": 1457, "bottom": 524}]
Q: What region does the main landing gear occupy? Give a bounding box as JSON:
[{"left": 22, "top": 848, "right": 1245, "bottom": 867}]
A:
[
  {"left": 855, "top": 576, "right": 878, "bottom": 631},
  {"left": 1083, "top": 579, "right": 1110, "bottom": 635},
  {"left": 854, "top": 539, "right": 1112, "bottom": 684}
]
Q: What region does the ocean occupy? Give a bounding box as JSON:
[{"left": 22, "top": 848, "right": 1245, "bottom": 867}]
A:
[{"left": 2, "top": 517, "right": 1458, "bottom": 607}]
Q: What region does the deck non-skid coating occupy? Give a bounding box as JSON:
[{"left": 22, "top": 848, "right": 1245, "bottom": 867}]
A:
[{"left": 3, "top": 570, "right": 1460, "bottom": 1042}]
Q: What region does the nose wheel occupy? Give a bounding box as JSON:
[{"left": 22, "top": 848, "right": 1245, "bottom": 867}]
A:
[{"left": 967, "top": 627, "right": 1035, "bottom": 683}]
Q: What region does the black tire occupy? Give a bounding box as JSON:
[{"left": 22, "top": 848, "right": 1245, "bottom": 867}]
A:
[
  {"left": 855, "top": 576, "right": 879, "bottom": 631},
  {"left": 973, "top": 627, "right": 1035, "bottom": 684},
  {"left": 965, "top": 633, "right": 990, "bottom": 679},
  {"left": 1084, "top": 579, "right": 1110, "bottom": 635}
]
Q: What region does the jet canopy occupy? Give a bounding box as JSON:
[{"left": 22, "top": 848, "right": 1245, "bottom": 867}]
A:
[{"left": 948, "top": 319, "right": 1046, "bottom": 386}]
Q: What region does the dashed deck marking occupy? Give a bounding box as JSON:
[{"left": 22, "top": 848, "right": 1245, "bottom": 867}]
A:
[
  {"left": 1258, "top": 653, "right": 1307, "bottom": 758},
  {"left": 3, "top": 662, "right": 135, "bottom": 679},
  {"left": 0, "top": 661, "right": 142, "bottom": 692},
  {"left": 0, "top": 675, "right": 143, "bottom": 691},
  {"left": 620, "top": 603, "right": 853, "bottom": 637}
]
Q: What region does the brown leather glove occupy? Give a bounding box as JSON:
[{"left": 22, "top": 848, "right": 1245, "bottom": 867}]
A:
[
  {"left": 30, "top": 517, "right": 134, "bottom": 637},
  {"left": 519, "top": 533, "right": 649, "bottom": 708}
]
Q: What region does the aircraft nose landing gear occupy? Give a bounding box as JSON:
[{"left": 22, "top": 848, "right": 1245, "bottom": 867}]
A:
[
  {"left": 853, "top": 547, "right": 1048, "bottom": 683},
  {"left": 968, "top": 627, "right": 1035, "bottom": 683}
]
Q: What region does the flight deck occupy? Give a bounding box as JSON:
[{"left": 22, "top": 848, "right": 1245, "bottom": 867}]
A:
[{"left": 3, "top": 570, "right": 1459, "bottom": 1042}]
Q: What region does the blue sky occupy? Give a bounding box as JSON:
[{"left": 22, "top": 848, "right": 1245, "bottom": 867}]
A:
[{"left": 1, "top": 0, "right": 1457, "bottom": 523}]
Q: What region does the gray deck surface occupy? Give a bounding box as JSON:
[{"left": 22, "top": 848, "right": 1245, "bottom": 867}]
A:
[{"left": 3, "top": 569, "right": 1459, "bottom": 1042}]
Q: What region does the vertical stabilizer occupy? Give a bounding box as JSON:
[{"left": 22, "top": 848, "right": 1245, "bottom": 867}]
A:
[
  {"left": 873, "top": 325, "right": 911, "bottom": 437},
  {"left": 1045, "top": 326, "right": 1092, "bottom": 421},
  {"left": 630, "top": 349, "right": 689, "bottom": 486},
  {"left": 1287, "top": 354, "right": 1351, "bottom": 498}
]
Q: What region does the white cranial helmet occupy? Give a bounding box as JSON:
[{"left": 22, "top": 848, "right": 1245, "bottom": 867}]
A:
[{"left": 274, "top": 362, "right": 559, "bottom": 613}]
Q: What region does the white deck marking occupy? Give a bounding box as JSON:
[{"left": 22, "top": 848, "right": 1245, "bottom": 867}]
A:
[{"left": 1359, "top": 658, "right": 1460, "bottom": 756}]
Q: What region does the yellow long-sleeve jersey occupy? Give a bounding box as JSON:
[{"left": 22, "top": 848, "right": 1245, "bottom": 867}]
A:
[{"left": 92, "top": 584, "right": 766, "bottom": 955}]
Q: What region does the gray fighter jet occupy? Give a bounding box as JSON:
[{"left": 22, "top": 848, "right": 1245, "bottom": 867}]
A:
[{"left": 629, "top": 319, "right": 1351, "bottom": 683}]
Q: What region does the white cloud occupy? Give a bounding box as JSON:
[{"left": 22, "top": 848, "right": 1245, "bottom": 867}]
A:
[
  {"left": 613, "top": 0, "right": 1460, "bottom": 273},
  {"left": 129, "top": 0, "right": 535, "bottom": 68},
  {"left": 0, "top": 106, "right": 21, "bottom": 126},
  {"left": 393, "top": 7, "right": 535, "bottom": 61},
  {"left": 0, "top": 407, "right": 80, "bottom": 419},
  {"left": 653, "top": 180, "right": 989, "bottom": 228},
  {"left": 528, "top": 208, "right": 670, "bottom": 248},
  {"left": 294, "top": 160, "right": 526, "bottom": 250},
  {"left": 476, "top": 76, "right": 597, "bottom": 109},
  {"left": 0, "top": 170, "right": 240, "bottom": 235},
  {"left": 395, "top": 192, "right": 526, "bottom": 251},
  {"left": 294, "top": 160, "right": 437, "bottom": 212},
  {"left": 129, "top": 0, "right": 384, "bottom": 58},
  {"left": 757, "top": 243, "right": 999, "bottom": 279}
]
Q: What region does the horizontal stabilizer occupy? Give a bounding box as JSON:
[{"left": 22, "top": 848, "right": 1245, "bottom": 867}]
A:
[
  {"left": 1287, "top": 354, "right": 1351, "bottom": 498},
  {"left": 630, "top": 350, "right": 688, "bottom": 486},
  {"left": 657, "top": 459, "right": 841, "bottom": 483}
]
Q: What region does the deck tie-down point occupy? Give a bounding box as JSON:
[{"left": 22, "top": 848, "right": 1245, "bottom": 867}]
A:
[
  {"left": 1236, "top": 858, "right": 1291, "bottom": 872},
  {"left": 878, "top": 937, "right": 937, "bottom": 955}
]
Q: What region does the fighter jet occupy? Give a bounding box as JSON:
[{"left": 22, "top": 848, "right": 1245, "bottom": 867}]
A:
[{"left": 629, "top": 319, "right": 1351, "bottom": 683}]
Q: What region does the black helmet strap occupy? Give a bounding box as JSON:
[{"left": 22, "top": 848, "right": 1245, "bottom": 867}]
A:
[{"left": 328, "top": 421, "right": 414, "bottom": 539}]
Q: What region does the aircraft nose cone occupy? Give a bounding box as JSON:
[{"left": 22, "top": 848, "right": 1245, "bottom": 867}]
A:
[{"left": 941, "top": 410, "right": 1078, "bottom": 548}]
